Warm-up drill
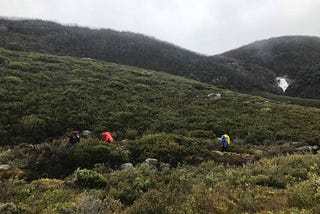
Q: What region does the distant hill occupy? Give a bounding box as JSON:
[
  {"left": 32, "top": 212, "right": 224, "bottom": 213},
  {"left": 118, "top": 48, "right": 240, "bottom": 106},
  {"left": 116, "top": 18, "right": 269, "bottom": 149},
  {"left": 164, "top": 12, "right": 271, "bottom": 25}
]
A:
[
  {"left": 0, "top": 18, "right": 319, "bottom": 98},
  {"left": 0, "top": 18, "right": 282, "bottom": 95},
  {"left": 1, "top": 48, "right": 319, "bottom": 145},
  {"left": 223, "top": 36, "right": 320, "bottom": 99}
]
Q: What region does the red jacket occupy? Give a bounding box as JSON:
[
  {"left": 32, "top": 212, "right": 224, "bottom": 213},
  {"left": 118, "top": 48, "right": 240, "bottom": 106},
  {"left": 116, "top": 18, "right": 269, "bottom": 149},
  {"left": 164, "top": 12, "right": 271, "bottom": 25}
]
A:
[{"left": 101, "top": 132, "right": 114, "bottom": 143}]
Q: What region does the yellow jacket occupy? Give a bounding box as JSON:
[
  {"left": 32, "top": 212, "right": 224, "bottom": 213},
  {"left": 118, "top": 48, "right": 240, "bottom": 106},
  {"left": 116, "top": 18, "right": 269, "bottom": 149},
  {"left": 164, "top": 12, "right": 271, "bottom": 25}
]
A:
[{"left": 224, "top": 134, "right": 231, "bottom": 144}]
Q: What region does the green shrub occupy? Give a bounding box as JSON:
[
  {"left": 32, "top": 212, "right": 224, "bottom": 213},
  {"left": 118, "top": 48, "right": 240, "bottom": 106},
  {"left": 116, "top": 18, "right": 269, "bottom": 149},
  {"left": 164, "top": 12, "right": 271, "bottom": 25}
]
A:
[
  {"left": 77, "top": 194, "right": 104, "bottom": 214},
  {"left": 21, "top": 138, "right": 130, "bottom": 179},
  {"left": 125, "top": 133, "right": 203, "bottom": 165},
  {"left": 18, "top": 114, "right": 46, "bottom": 143},
  {"left": 73, "top": 139, "right": 130, "bottom": 168},
  {"left": 288, "top": 184, "right": 315, "bottom": 208},
  {"left": 0, "top": 179, "right": 19, "bottom": 201},
  {"left": 254, "top": 174, "right": 287, "bottom": 189},
  {"left": 251, "top": 155, "right": 320, "bottom": 189},
  {"left": 5, "top": 42, "right": 23, "bottom": 51},
  {"left": 0, "top": 55, "right": 9, "bottom": 65},
  {"left": 107, "top": 80, "right": 126, "bottom": 90},
  {"left": 36, "top": 56, "right": 61, "bottom": 63},
  {"left": 73, "top": 169, "right": 107, "bottom": 189},
  {"left": 125, "top": 129, "right": 139, "bottom": 140},
  {"left": 7, "top": 62, "right": 31, "bottom": 71},
  {"left": 108, "top": 164, "right": 156, "bottom": 206},
  {"left": 189, "top": 130, "right": 216, "bottom": 139},
  {"left": 29, "top": 178, "right": 64, "bottom": 193},
  {"left": 124, "top": 188, "right": 184, "bottom": 214},
  {"left": 41, "top": 189, "right": 75, "bottom": 213},
  {"left": 0, "top": 202, "right": 20, "bottom": 214},
  {"left": 288, "top": 175, "right": 320, "bottom": 209},
  {"left": 4, "top": 75, "right": 23, "bottom": 84}
]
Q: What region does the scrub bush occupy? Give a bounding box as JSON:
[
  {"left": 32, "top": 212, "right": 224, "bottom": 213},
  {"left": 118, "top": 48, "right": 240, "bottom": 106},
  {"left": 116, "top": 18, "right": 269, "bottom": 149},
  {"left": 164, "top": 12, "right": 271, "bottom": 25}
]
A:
[
  {"left": 73, "top": 169, "right": 107, "bottom": 189},
  {"left": 125, "top": 133, "right": 203, "bottom": 165},
  {"left": 0, "top": 203, "right": 20, "bottom": 214}
]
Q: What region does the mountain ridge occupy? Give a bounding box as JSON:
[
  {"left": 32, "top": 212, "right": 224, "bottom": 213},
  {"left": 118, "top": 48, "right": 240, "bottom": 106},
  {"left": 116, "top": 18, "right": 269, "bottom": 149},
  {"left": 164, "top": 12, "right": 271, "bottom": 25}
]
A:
[
  {"left": 0, "top": 18, "right": 319, "bottom": 98},
  {"left": 223, "top": 35, "right": 320, "bottom": 98}
]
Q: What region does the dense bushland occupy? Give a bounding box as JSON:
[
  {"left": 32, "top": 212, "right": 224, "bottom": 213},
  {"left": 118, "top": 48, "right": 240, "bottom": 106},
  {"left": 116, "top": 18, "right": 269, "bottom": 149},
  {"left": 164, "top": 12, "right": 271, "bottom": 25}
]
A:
[
  {"left": 2, "top": 151, "right": 320, "bottom": 213},
  {"left": 0, "top": 47, "right": 320, "bottom": 213},
  {"left": 0, "top": 18, "right": 287, "bottom": 96},
  {"left": 1, "top": 48, "right": 320, "bottom": 146}
]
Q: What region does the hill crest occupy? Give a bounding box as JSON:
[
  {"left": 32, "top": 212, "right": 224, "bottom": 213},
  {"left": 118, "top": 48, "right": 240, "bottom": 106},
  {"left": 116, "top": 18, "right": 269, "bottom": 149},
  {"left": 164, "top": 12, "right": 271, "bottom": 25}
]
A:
[{"left": 0, "top": 18, "right": 320, "bottom": 99}]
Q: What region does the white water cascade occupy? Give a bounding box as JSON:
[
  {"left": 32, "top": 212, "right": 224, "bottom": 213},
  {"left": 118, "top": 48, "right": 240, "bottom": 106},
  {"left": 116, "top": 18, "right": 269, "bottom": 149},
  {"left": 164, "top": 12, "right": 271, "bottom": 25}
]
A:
[{"left": 276, "top": 77, "right": 289, "bottom": 92}]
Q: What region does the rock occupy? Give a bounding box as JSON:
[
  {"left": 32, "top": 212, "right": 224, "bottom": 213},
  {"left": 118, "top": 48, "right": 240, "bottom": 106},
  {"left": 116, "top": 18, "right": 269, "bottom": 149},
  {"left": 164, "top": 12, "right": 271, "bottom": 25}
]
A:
[
  {"left": 261, "top": 107, "right": 271, "bottom": 111},
  {"left": 120, "top": 163, "right": 134, "bottom": 170},
  {"left": 82, "top": 130, "right": 92, "bottom": 138},
  {"left": 294, "top": 145, "right": 319, "bottom": 154},
  {"left": 145, "top": 158, "right": 158, "bottom": 167},
  {"left": 81, "top": 57, "right": 92, "bottom": 60},
  {"left": 159, "top": 163, "right": 170, "bottom": 173},
  {"left": 206, "top": 93, "right": 221, "bottom": 100},
  {"left": 0, "top": 164, "right": 11, "bottom": 170},
  {"left": 213, "top": 150, "right": 224, "bottom": 156},
  {"left": 312, "top": 145, "right": 319, "bottom": 150}
]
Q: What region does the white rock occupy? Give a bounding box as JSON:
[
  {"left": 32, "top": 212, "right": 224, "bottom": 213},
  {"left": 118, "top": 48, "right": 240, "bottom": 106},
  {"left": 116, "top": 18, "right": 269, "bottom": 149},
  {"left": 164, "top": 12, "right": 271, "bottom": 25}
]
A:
[
  {"left": 0, "top": 164, "right": 11, "bottom": 170},
  {"left": 120, "top": 163, "right": 134, "bottom": 170}
]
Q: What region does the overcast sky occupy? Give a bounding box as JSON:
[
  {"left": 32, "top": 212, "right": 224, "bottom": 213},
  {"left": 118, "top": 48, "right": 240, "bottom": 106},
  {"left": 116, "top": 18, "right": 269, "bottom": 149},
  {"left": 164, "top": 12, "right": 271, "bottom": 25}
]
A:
[{"left": 1, "top": 0, "right": 320, "bottom": 55}]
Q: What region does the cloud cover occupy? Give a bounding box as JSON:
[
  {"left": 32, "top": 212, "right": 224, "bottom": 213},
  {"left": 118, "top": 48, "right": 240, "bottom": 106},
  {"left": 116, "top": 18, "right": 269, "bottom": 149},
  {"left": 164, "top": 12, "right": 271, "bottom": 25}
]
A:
[{"left": 1, "top": 0, "right": 320, "bottom": 55}]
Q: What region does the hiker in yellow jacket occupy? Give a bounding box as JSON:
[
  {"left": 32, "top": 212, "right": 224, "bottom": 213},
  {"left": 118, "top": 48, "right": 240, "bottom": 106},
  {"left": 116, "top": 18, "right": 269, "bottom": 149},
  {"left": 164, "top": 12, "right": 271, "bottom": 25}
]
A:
[{"left": 221, "top": 134, "right": 230, "bottom": 152}]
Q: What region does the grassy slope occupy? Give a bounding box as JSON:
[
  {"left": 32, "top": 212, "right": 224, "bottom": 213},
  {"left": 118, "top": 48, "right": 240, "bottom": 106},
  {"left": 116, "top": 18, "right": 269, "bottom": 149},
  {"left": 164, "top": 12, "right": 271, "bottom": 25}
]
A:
[
  {"left": 1, "top": 48, "right": 320, "bottom": 145},
  {"left": 1, "top": 48, "right": 320, "bottom": 213},
  {"left": 252, "top": 91, "right": 320, "bottom": 108},
  {"left": 0, "top": 49, "right": 320, "bottom": 144}
]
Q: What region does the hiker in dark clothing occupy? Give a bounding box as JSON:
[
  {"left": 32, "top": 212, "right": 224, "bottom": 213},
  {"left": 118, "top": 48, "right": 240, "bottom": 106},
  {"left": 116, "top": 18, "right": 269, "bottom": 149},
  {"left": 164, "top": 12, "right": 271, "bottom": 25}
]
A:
[
  {"left": 68, "top": 131, "right": 80, "bottom": 147},
  {"left": 221, "top": 134, "right": 230, "bottom": 152}
]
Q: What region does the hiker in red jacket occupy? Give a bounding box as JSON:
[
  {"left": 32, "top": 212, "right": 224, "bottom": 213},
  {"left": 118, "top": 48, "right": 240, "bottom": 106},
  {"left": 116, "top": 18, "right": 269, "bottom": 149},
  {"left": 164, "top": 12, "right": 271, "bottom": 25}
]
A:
[{"left": 101, "top": 131, "right": 114, "bottom": 143}]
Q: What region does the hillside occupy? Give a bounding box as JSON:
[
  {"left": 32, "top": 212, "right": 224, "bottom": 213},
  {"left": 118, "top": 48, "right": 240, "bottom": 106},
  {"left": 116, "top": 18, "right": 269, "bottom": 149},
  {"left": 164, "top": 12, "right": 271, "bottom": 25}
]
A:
[
  {"left": 1, "top": 48, "right": 320, "bottom": 213},
  {"left": 1, "top": 48, "right": 320, "bottom": 146},
  {"left": 0, "top": 18, "right": 283, "bottom": 95},
  {"left": 2, "top": 19, "right": 320, "bottom": 99},
  {"left": 224, "top": 36, "right": 320, "bottom": 99}
]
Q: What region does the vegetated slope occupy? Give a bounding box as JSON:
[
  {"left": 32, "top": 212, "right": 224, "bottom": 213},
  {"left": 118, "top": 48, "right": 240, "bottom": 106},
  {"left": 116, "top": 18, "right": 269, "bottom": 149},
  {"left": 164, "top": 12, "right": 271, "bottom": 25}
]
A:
[
  {"left": 1, "top": 48, "right": 320, "bottom": 145},
  {"left": 2, "top": 50, "right": 320, "bottom": 214},
  {"left": 0, "top": 18, "right": 282, "bottom": 94},
  {"left": 223, "top": 36, "right": 320, "bottom": 99}
]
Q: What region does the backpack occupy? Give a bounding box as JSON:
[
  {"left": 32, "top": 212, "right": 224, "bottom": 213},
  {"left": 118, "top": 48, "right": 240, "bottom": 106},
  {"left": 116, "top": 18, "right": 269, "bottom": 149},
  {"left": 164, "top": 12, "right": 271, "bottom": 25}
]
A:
[{"left": 221, "top": 135, "right": 228, "bottom": 147}]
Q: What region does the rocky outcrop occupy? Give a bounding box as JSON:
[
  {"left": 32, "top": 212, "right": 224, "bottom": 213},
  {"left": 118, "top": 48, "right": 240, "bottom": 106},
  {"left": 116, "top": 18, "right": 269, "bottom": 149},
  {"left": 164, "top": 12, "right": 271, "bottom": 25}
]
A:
[
  {"left": 82, "top": 130, "right": 92, "bottom": 138},
  {"left": 120, "top": 163, "right": 134, "bottom": 170},
  {"left": 206, "top": 93, "right": 222, "bottom": 100},
  {"left": 144, "top": 158, "right": 158, "bottom": 167},
  {"left": 294, "top": 145, "right": 319, "bottom": 154},
  {"left": 0, "top": 164, "right": 11, "bottom": 170}
]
